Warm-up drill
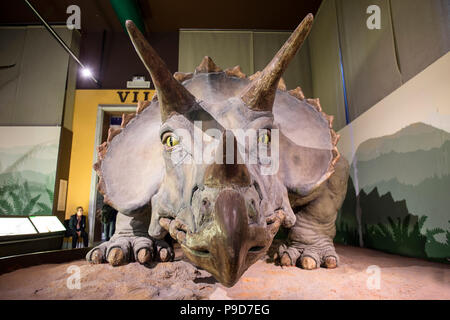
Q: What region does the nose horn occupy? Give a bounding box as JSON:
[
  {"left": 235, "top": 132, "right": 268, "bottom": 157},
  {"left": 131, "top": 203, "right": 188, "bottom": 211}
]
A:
[
  {"left": 212, "top": 189, "right": 249, "bottom": 286},
  {"left": 203, "top": 131, "right": 251, "bottom": 188}
]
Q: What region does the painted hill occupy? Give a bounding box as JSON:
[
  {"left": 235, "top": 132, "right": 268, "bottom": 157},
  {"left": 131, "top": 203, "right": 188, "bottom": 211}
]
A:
[
  {"left": 338, "top": 122, "right": 450, "bottom": 261},
  {"left": 0, "top": 143, "right": 59, "bottom": 175},
  {"left": 355, "top": 122, "right": 450, "bottom": 162},
  {"left": 354, "top": 139, "right": 450, "bottom": 188}
]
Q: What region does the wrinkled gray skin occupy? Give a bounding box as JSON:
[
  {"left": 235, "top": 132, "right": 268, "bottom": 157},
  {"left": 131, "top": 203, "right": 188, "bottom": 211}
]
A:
[{"left": 87, "top": 17, "right": 349, "bottom": 287}]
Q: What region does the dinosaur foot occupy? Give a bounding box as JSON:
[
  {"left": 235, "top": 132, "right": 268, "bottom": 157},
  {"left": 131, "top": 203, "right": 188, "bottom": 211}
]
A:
[
  {"left": 86, "top": 236, "right": 174, "bottom": 266},
  {"left": 278, "top": 242, "right": 338, "bottom": 270}
]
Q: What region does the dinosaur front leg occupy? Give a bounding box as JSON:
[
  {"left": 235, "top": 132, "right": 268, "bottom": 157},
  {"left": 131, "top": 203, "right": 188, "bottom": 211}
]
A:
[
  {"left": 86, "top": 206, "right": 174, "bottom": 266},
  {"left": 278, "top": 157, "right": 349, "bottom": 269},
  {"left": 279, "top": 202, "right": 339, "bottom": 269}
]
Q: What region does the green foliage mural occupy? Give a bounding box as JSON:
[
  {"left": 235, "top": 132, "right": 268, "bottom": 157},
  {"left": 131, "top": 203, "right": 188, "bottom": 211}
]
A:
[
  {"left": 335, "top": 123, "right": 450, "bottom": 263},
  {"left": 360, "top": 186, "right": 427, "bottom": 259},
  {"left": 0, "top": 127, "right": 60, "bottom": 216},
  {"left": 0, "top": 182, "right": 54, "bottom": 216},
  {"left": 424, "top": 220, "right": 450, "bottom": 261},
  {"left": 335, "top": 177, "right": 359, "bottom": 246}
]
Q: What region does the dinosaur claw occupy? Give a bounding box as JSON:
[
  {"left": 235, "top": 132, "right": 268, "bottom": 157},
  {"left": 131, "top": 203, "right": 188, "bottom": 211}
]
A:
[
  {"left": 156, "top": 240, "right": 174, "bottom": 262},
  {"left": 159, "top": 248, "right": 169, "bottom": 262},
  {"left": 324, "top": 256, "right": 337, "bottom": 269},
  {"left": 301, "top": 256, "right": 317, "bottom": 270},
  {"left": 107, "top": 248, "right": 125, "bottom": 266},
  {"left": 90, "top": 249, "right": 104, "bottom": 264},
  {"left": 137, "top": 248, "right": 152, "bottom": 264},
  {"left": 280, "top": 253, "right": 293, "bottom": 267}
]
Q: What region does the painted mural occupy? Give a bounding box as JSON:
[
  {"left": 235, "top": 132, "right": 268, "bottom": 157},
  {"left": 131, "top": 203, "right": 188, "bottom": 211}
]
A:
[
  {"left": 335, "top": 53, "right": 450, "bottom": 263},
  {"left": 336, "top": 123, "right": 450, "bottom": 262},
  {"left": 0, "top": 127, "right": 60, "bottom": 216}
]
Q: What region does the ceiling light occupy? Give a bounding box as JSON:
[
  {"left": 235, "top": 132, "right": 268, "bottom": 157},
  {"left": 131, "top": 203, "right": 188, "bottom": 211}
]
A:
[{"left": 81, "top": 68, "right": 93, "bottom": 78}]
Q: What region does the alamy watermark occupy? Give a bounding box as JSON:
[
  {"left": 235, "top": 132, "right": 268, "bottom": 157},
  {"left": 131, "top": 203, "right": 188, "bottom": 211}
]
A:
[
  {"left": 367, "top": 5, "right": 381, "bottom": 30},
  {"left": 167, "top": 122, "right": 280, "bottom": 176},
  {"left": 66, "top": 5, "right": 81, "bottom": 30},
  {"left": 66, "top": 265, "right": 81, "bottom": 289},
  {"left": 366, "top": 265, "right": 381, "bottom": 290}
]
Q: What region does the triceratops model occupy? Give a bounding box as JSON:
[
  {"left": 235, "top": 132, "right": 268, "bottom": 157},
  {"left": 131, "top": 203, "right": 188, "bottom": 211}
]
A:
[{"left": 86, "top": 14, "right": 349, "bottom": 287}]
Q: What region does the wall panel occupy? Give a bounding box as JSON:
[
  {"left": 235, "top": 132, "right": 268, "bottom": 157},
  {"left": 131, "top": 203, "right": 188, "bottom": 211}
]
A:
[
  {"left": 0, "top": 26, "right": 77, "bottom": 126},
  {"left": 336, "top": 0, "right": 403, "bottom": 121},
  {"left": 308, "top": 0, "right": 347, "bottom": 130},
  {"left": 390, "top": 0, "right": 450, "bottom": 82},
  {"left": 179, "top": 30, "right": 253, "bottom": 74}
]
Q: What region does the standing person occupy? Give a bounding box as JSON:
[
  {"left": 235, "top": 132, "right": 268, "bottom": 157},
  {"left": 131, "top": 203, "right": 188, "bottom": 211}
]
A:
[
  {"left": 69, "top": 206, "right": 89, "bottom": 248},
  {"left": 101, "top": 204, "right": 118, "bottom": 241}
]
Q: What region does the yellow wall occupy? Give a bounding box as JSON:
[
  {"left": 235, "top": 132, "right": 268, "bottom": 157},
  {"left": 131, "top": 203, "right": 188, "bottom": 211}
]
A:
[{"left": 65, "top": 89, "right": 155, "bottom": 219}]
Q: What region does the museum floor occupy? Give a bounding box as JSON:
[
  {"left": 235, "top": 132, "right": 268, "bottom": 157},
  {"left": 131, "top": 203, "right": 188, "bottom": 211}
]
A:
[{"left": 0, "top": 243, "right": 448, "bottom": 300}]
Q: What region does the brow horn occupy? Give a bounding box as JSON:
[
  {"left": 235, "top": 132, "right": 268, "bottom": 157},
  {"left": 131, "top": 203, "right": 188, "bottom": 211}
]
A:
[
  {"left": 125, "top": 20, "right": 196, "bottom": 120},
  {"left": 240, "top": 14, "right": 314, "bottom": 112}
]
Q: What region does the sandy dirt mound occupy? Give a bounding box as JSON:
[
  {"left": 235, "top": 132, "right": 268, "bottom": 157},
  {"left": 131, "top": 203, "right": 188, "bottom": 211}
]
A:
[{"left": 0, "top": 244, "right": 448, "bottom": 300}]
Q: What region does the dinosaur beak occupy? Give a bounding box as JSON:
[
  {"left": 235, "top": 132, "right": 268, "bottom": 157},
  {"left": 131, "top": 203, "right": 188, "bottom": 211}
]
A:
[
  {"left": 209, "top": 190, "right": 249, "bottom": 286},
  {"left": 182, "top": 189, "right": 270, "bottom": 287}
]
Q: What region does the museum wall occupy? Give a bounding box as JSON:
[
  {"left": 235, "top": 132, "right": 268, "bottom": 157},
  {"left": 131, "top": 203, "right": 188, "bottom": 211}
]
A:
[
  {"left": 308, "top": 0, "right": 347, "bottom": 131},
  {"left": 335, "top": 52, "right": 450, "bottom": 262},
  {"left": 335, "top": 0, "right": 449, "bottom": 122},
  {"left": 0, "top": 25, "right": 79, "bottom": 222},
  {"left": 0, "top": 26, "right": 79, "bottom": 126}
]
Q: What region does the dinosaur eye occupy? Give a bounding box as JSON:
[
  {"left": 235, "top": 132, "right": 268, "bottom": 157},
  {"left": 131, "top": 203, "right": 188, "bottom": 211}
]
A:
[
  {"left": 162, "top": 133, "right": 179, "bottom": 149},
  {"left": 258, "top": 131, "right": 271, "bottom": 145}
]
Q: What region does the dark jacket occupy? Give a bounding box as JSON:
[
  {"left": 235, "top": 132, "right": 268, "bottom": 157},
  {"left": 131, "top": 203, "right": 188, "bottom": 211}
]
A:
[
  {"left": 69, "top": 214, "right": 87, "bottom": 233},
  {"left": 101, "top": 204, "right": 118, "bottom": 224}
]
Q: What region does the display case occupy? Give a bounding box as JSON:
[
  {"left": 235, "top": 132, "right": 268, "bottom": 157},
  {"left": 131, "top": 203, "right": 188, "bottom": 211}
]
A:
[{"left": 0, "top": 216, "right": 66, "bottom": 258}]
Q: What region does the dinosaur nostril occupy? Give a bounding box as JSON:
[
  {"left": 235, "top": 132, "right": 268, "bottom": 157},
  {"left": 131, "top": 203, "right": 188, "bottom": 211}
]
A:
[
  {"left": 247, "top": 199, "right": 258, "bottom": 222},
  {"left": 198, "top": 198, "right": 212, "bottom": 227}
]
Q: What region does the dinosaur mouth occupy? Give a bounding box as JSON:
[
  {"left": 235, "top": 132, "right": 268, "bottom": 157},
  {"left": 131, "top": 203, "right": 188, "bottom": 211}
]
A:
[
  {"left": 184, "top": 244, "right": 265, "bottom": 257},
  {"left": 182, "top": 244, "right": 211, "bottom": 258}
]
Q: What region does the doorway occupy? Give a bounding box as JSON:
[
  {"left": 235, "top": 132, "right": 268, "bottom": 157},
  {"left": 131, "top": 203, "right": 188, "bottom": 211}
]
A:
[{"left": 87, "top": 105, "right": 136, "bottom": 246}]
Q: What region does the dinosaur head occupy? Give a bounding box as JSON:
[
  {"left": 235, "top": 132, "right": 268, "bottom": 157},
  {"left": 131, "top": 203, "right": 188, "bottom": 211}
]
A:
[
  {"left": 95, "top": 15, "right": 339, "bottom": 287},
  {"left": 125, "top": 16, "right": 313, "bottom": 287}
]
